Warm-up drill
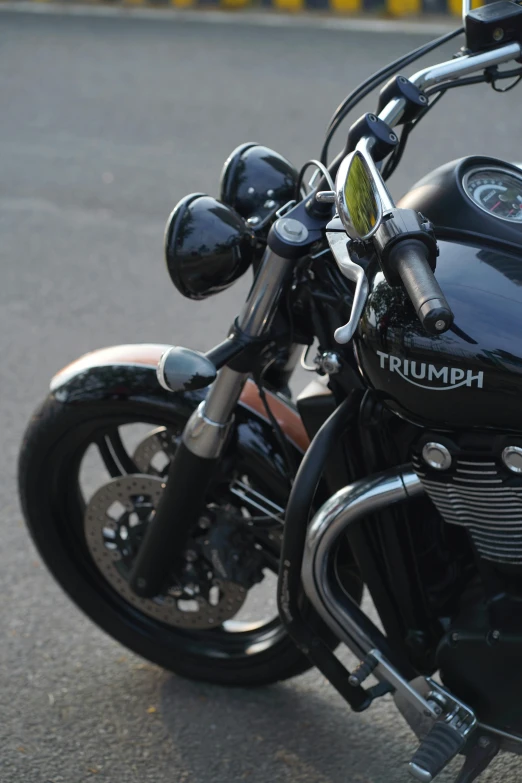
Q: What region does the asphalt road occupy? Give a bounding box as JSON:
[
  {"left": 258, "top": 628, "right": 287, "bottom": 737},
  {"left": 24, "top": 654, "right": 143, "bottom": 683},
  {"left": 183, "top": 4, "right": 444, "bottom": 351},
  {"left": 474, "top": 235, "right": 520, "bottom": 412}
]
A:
[{"left": 3, "top": 9, "right": 522, "bottom": 783}]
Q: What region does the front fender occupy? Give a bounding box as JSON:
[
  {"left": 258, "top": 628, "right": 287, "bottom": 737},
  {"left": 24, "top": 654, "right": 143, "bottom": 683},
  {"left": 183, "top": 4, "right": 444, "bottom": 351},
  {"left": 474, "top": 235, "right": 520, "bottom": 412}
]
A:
[{"left": 50, "top": 343, "right": 310, "bottom": 504}]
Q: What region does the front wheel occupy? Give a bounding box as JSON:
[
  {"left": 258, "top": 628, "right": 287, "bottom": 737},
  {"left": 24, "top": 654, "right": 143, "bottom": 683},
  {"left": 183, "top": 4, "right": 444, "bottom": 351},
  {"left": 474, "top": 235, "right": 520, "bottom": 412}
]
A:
[{"left": 19, "top": 395, "right": 345, "bottom": 686}]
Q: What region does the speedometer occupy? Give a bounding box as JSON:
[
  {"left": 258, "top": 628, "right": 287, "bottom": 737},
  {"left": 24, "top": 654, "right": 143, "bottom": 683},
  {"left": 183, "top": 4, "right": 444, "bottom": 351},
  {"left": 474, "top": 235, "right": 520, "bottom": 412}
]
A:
[{"left": 463, "top": 166, "right": 522, "bottom": 223}]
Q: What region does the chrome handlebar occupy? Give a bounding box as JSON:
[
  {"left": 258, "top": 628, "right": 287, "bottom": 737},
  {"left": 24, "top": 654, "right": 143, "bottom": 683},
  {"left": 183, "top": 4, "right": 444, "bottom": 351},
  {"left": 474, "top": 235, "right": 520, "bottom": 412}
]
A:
[
  {"left": 361, "top": 40, "right": 522, "bottom": 213},
  {"left": 410, "top": 40, "right": 521, "bottom": 90},
  {"left": 327, "top": 40, "right": 522, "bottom": 343}
]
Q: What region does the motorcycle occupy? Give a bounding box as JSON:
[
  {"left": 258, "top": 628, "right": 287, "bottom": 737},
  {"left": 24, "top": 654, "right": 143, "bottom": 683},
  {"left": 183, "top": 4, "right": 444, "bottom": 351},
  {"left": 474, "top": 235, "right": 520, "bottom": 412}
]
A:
[{"left": 18, "top": 3, "right": 522, "bottom": 780}]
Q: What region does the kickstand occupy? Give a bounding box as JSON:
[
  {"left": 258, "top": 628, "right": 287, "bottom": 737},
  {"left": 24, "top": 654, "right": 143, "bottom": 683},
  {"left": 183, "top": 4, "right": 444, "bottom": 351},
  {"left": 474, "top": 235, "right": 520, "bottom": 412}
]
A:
[{"left": 454, "top": 734, "right": 500, "bottom": 783}]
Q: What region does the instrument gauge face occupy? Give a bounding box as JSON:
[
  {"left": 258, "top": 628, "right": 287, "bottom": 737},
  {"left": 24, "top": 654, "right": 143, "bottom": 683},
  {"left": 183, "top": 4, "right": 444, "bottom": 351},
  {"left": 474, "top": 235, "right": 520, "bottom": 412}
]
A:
[{"left": 463, "top": 166, "right": 522, "bottom": 223}]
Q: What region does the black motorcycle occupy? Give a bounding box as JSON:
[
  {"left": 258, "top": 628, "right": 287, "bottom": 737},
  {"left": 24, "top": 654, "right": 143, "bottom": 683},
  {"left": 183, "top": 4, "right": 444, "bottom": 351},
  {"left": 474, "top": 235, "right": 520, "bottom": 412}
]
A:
[{"left": 18, "top": 4, "right": 522, "bottom": 780}]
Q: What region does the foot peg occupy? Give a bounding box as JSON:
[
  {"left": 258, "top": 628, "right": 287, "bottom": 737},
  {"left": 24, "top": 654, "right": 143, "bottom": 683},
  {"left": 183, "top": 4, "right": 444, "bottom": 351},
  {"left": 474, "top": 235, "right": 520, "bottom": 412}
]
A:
[{"left": 409, "top": 721, "right": 467, "bottom": 782}]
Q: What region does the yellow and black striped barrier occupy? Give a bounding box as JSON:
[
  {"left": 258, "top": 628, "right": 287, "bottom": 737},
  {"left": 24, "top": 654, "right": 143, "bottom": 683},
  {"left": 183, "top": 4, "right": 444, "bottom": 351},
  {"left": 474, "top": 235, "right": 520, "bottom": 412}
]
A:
[
  {"left": 9, "top": 0, "right": 484, "bottom": 18},
  {"left": 105, "top": 0, "right": 479, "bottom": 13}
]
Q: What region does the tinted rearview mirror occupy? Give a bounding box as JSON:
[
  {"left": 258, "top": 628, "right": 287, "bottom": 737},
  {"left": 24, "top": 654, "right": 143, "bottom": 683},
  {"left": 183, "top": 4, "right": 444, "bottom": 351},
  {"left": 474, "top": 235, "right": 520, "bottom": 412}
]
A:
[{"left": 336, "top": 150, "right": 383, "bottom": 241}]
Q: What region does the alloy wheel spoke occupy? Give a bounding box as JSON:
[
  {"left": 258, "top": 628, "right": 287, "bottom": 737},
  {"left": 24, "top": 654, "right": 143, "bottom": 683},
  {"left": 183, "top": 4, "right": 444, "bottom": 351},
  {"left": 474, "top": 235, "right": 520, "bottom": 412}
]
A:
[{"left": 96, "top": 429, "right": 139, "bottom": 477}]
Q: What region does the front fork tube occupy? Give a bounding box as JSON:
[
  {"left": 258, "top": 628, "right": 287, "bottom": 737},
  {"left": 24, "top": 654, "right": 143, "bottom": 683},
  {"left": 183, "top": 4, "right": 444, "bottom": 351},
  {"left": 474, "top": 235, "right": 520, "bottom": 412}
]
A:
[{"left": 130, "top": 249, "right": 294, "bottom": 598}]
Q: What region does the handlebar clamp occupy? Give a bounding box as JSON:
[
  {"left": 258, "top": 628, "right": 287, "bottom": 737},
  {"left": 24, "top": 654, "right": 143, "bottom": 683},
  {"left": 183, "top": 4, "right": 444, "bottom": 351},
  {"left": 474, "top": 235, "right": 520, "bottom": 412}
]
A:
[
  {"left": 376, "top": 76, "right": 428, "bottom": 125},
  {"left": 346, "top": 113, "right": 399, "bottom": 162}
]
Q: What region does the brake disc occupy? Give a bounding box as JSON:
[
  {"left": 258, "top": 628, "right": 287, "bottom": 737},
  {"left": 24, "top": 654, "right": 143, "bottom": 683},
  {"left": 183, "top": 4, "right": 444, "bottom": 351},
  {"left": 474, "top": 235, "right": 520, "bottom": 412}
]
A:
[
  {"left": 132, "top": 427, "right": 174, "bottom": 476},
  {"left": 84, "top": 474, "right": 247, "bottom": 629}
]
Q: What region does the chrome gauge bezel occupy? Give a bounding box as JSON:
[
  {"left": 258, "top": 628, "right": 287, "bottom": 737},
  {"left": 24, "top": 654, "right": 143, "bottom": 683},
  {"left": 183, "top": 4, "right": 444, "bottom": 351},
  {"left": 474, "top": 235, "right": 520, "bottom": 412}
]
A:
[{"left": 462, "top": 165, "right": 522, "bottom": 224}]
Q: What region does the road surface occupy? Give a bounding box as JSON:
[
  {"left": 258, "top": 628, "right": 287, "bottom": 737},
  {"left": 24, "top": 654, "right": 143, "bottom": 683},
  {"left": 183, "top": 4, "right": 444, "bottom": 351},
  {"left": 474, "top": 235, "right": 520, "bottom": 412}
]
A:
[{"left": 2, "top": 9, "right": 522, "bottom": 782}]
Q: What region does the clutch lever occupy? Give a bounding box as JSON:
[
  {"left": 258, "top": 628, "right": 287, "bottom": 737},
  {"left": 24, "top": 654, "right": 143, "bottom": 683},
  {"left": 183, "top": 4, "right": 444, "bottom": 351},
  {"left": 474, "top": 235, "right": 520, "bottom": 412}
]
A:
[{"left": 326, "top": 219, "right": 369, "bottom": 345}]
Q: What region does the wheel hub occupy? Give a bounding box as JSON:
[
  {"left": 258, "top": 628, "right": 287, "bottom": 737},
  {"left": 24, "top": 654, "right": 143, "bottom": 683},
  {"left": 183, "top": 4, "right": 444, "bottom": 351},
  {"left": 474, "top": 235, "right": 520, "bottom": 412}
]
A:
[{"left": 84, "top": 474, "right": 247, "bottom": 629}]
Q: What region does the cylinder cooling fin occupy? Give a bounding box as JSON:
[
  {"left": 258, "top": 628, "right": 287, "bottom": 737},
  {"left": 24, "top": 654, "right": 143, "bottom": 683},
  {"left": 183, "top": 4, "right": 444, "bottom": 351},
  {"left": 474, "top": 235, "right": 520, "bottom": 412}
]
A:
[{"left": 411, "top": 435, "right": 522, "bottom": 565}]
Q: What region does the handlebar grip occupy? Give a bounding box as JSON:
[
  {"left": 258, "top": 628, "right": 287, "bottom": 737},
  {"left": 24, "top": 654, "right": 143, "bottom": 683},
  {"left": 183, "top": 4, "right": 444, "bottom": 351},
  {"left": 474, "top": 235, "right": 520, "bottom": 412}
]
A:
[{"left": 388, "top": 240, "right": 454, "bottom": 335}]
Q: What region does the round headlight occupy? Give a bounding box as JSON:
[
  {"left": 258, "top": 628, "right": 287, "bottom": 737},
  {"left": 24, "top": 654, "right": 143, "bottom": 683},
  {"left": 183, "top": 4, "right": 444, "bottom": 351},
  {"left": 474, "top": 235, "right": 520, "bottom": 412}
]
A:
[
  {"left": 220, "top": 144, "right": 299, "bottom": 230},
  {"left": 165, "top": 194, "right": 255, "bottom": 301}
]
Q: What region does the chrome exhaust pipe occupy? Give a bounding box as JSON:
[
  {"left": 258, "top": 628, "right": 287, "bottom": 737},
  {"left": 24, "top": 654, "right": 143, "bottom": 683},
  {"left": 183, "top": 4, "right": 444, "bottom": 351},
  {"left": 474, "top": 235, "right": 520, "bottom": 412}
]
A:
[{"left": 302, "top": 466, "right": 423, "bottom": 661}]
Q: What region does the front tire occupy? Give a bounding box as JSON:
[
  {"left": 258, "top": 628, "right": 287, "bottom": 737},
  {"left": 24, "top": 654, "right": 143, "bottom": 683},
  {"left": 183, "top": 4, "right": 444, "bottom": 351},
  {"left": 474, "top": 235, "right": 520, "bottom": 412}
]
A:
[{"left": 19, "top": 395, "right": 320, "bottom": 687}]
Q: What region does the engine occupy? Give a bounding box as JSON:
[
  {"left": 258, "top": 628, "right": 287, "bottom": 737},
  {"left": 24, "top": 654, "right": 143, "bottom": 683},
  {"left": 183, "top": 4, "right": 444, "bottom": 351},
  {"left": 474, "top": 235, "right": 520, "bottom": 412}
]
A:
[{"left": 411, "top": 434, "right": 522, "bottom": 566}]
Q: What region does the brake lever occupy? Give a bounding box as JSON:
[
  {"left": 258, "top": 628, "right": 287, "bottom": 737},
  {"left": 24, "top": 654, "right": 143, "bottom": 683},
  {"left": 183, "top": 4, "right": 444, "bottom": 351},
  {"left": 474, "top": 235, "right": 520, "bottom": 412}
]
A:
[{"left": 326, "top": 221, "right": 369, "bottom": 345}]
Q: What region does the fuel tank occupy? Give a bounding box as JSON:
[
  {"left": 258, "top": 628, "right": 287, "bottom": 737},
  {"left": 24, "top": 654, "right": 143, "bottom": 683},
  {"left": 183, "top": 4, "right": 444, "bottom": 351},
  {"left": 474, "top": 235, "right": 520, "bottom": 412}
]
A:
[{"left": 354, "top": 157, "right": 522, "bottom": 431}]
